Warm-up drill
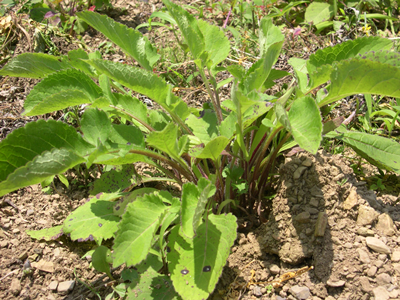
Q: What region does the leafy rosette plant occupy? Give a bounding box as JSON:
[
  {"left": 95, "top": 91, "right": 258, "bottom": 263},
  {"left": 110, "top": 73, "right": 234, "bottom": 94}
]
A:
[{"left": 1, "top": 0, "right": 400, "bottom": 298}]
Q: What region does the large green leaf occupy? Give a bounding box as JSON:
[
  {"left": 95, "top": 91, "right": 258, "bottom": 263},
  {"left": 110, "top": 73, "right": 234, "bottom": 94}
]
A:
[
  {"left": 24, "top": 69, "right": 102, "bottom": 116},
  {"left": 305, "top": 2, "right": 334, "bottom": 25},
  {"left": 288, "top": 96, "right": 322, "bottom": 154},
  {"left": 321, "top": 59, "right": 400, "bottom": 106},
  {"left": 168, "top": 214, "right": 237, "bottom": 300},
  {"left": 63, "top": 194, "right": 120, "bottom": 245},
  {"left": 163, "top": 0, "right": 205, "bottom": 59},
  {"left": 0, "top": 120, "right": 94, "bottom": 196},
  {"left": 147, "top": 123, "right": 182, "bottom": 161},
  {"left": 326, "top": 126, "right": 400, "bottom": 174},
  {"left": 77, "top": 11, "right": 159, "bottom": 70},
  {"left": 0, "top": 53, "right": 71, "bottom": 78},
  {"left": 81, "top": 108, "right": 112, "bottom": 145},
  {"left": 186, "top": 110, "right": 219, "bottom": 144},
  {"left": 259, "top": 18, "right": 284, "bottom": 56},
  {"left": 27, "top": 225, "right": 64, "bottom": 241},
  {"left": 86, "top": 59, "right": 190, "bottom": 121},
  {"left": 112, "top": 192, "right": 168, "bottom": 267}
]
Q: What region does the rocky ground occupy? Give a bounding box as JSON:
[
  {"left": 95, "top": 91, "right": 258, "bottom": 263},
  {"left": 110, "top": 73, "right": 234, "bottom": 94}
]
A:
[{"left": 1, "top": 0, "right": 400, "bottom": 299}]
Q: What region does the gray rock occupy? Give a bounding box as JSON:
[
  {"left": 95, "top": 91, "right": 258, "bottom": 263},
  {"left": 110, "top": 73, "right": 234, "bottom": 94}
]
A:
[
  {"left": 357, "top": 248, "right": 371, "bottom": 264},
  {"left": 367, "top": 266, "right": 377, "bottom": 277},
  {"left": 253, "top": 285, "right": 263, "bottom": 297},
  {"left": 373, "top": 286, "right": 390, "bottom": 300},
  {"left": 366, "top": 237, "right": 391, "bottom": 254},
  {"left": 357, "top": 205, "right": 378, "bottom": 226},
  {"left": 269, "top": 264, "right": 280, "bottom": 275},
  {"left": 302, "top": 158, "right": 313, "bottom": 167},
  {"left": 295, "top": 211, "right": 310, "bottom": 223},
  {"left": 360, "top": 276, "right": 372, "bottom": 292},
  {"left": 48, "top": 281, "right": 58, "bottom": 291},
  {"left": 57, "top": 280, "right": 75, "bottom": 294},
  {"left": 357, "top": 227, "right": 375, "bottom": 237},
  {"left": 293, "top": 166, "right": 308, "bottom": 179},
  {"left": 289, "top": 285, "right": 311, "bottom": 300},
  {"left": 375, "top": 213, "right": 395, "bottom": 236},
  {"left": 10, "top": 278, "right": 21, "bottom": 296},
  {"left": 343, "top": 189, "right": 358, "bottom": 210},
  {"left": 391, "top": 250, "right": 400, "bottom": 262},
  {"left": 326, "top": 280, "right": 346, "bottom": 287},
  {"left": 315, "top": 212, "right": 328, "bottom": 237},
  {"left": 376, "top": 273, "right": 392, "bottom": 286}
]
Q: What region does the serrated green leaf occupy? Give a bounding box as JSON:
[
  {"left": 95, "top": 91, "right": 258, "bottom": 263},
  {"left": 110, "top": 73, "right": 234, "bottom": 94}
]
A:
[
  {"left": 198, "top": 19, "right": 230, "bottom": 67},
  {"left": 113, "top": 188, "right": 158, "bottom": 216},
  {"left": 259, "top": 18, "right": 284, "bottom": 56},
  {"left": 126, "top": 267, "right": 180, "bottom": 300},
  {"left": 112, "top": 192, "right": 168, "bottom": 267},
  {"left": 168, "top": 214, "right": 237, "bottom": 300},
  {"left": 67, "top": 49, "right": 97, "bottom": 77},
  {"left": 305, "top": 2, "right": 334, "bottom": 25},
  {"left": 327, "top": 126, "right": 400, "bottom": 174},
  {"left": 321, "top": 59, "right": 400, "bottom": 106},
  {"left": 86, "top": 59, "right": 190, "bottom": 121},
  {"left": 77, "top": 11, "right": 159, "bottom": 70},
  {"left": 186, "top": 110, "right": 219, "bottom": 144},
  {"left": 288, "top": 96, "right": 322, "bottom": 154},
  {"left": 27, "top": 225, "right": 64, "bottom": 241},
  {"left": 63, "top": 195, "right": 120, "bottom": 245},
  {"left": 189, "top": 136, "right": 229, "bottom": 160},
  {"left": 0, "top": 53, "right": 71, "bottom": 78},
  {"left": 163, "top": 0, "right": 205, "bottom": 59},
  {"left": 24, "top": 69, "right": 102, "bottom": 116},
  {"left": 81, "top": 108, "right": 112, "bottom": 145},
  {"left": 147, "top": 122, "right": 181, "bottom": 160}
]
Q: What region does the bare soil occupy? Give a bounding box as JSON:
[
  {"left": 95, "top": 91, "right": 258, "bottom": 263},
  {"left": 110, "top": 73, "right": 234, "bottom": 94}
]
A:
[{"left": 1, "top": 1, "right": 400, "bottom": 300}]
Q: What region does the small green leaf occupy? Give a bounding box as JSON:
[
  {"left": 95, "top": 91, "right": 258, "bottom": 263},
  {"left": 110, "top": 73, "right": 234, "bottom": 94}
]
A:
[
  {"left": 189, "top": 136, "right": 229, "bottom": 160},
  {"left": 0, "top": 53, "right": 71, "bottom": 78},
  {"left": 27, "top": 225, "right": 64, "bottom": 241},
  {"left": 147, "top": 123, "right": 181, "bottom": 160},
  {"left": 63, "top": 195, "right": 120, "bottom": 245},
  {"left": 186, "top": 110, "right": 219, "bottom": 144},
  {"left": 112, "top": 192, "right": 168, "bottom": 267},
  {"left": 288, "top": 96, "right": 322, "bottom": 154},
  {"left": 90, "top": 165, "right": 137, "bottom": 195},
  {"left": 92, "top": 246, "right": 113, "bottom": 279},
  {"left": 81, "top": 108, "right": 112, "bottom": 145},
  {"left": 259, "top": 18, "right": 284, "bottom": 56},
  {"left": 77, "top": 11, "right": 159, "bottom": 70},
  {"left": 168, "top": 214, "right": 237, "bottom": 300},
  {"left": 305, "top": 2, "right": 334, "bottom": 25},
  {"left": 113, "top": 188, "right": 158, "bottom": 216}
]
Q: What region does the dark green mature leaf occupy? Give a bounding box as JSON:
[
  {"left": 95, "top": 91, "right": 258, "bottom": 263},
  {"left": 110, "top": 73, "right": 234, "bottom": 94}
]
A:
[
  {"left": 0, "top": 120, "right": 94, "bottom": 196},
  {"left": 112, "top": 192, "right": 168, "bottom": 267},
  {"left": 63, "top": 195, "right": 120, "bottom": 245},
  {"left": 163, "top": 0, "right": 205, "bottom": 59},
  {"left": 168, "top": 214, "right": 237, "bottom": 300},
  {"left": 0, "top": 53, "right": 71, "bottom": 78},
  {"left": 327, "top": 126, "right": 400, "bottom": 174},
  {"left": 27, "top": 225, "right": 64, "bottom": 241},
  {"left": 90, "top": 165, "right": 137, "bottom": 195},
  {"left": 321, "top": 59, "right": 400, "bottom": 106},
  {"left": 126, "top": 267, "right": 180, "bottom": 300},
  {"left": 23, "top": 69, "right": 102, "bottom": 116},
  {"left": 92, "top": 246, "right": 113, "bottom": 279},
  {"left": 288, "top": 96, "right": 322, "bottom": 154},
  {"left": 86, "top": 59, "right": 190, "bottom": 121},
  {"left": 77, "top": 11, "right": 159, "bottom": 70}
]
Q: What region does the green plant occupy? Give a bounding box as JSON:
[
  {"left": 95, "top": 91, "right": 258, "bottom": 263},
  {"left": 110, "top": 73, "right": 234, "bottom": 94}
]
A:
[{"left": 1, "top": 1, "right": 400, "bottom": 299}]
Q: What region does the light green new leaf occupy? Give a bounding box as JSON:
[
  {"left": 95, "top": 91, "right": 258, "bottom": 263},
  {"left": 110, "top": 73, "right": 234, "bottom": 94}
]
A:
[
  {"left": 63, "top": 195, "right": 120, "bottom": 245},
  {"left": 305, "top": 2, "right": 334, "bottom": 25},
  {"left": 126, "top": 267, "right": 179, "bottom": 300},
  {"left": 0, "top": 53, "right": 71, "bottom": 78},
  {"left": 259, "top": 18, "right": 284, "bottom": 56},
  {"left": 147, "top": 123, "right": 181, "bottom": 160},
  {"left": 168, "top": 214, "right": 237, "bottom": 300},
  {"left": 27, "top": 225, "right": 64, "bottom": 241},
  {"left": 192, "top": 178, "right": 215, "bottom": 233},
  {"left": 81, "top": 108, "right": 112, "bottom": 145},
  {"left": 112, "top": 192, "right": 168, "bottom": 267},
  {"left": 288, "top": 96, "right": 322, "bottom": 154},
  {"left": 180, "top": 182, "right": 199, "bottom": 238},
  {"left": 163, "top": 0, "right": 205, "bottom": 59},
  {"left": 189, "top": 136, "right": 229, "bottom": 160},
  {"left": 321, "top": 59, "right": 400, "bottom": 106},
  {"left": 86, "top": 59, "right": 190, "bottom": 121},
  {"left": 327, "top": 126, "right": 400, "bottom": 174},
  {"left": 24, "top": 68, "right": 102, "bottom": 116},
  {"left": 198, "top": 19, "right": 230, "bottom": 68},
  {"left": 186, "top": 110, "right": 219, "bottom": 144},
  {"left": 77, "top": 11, "right": 159, "bottom": 70}
]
